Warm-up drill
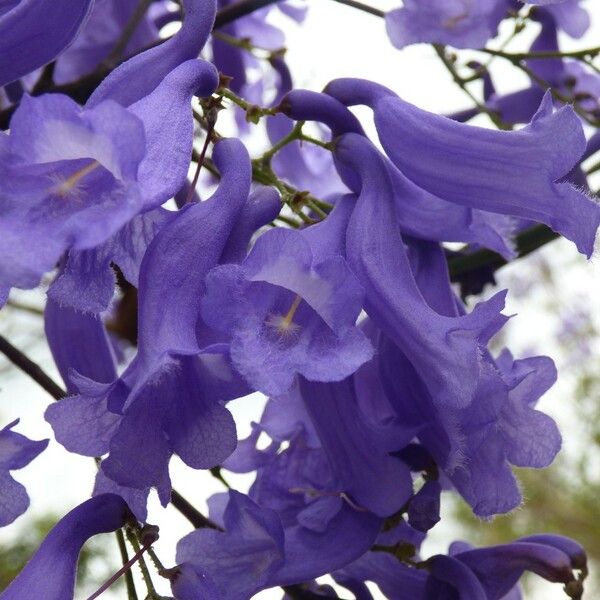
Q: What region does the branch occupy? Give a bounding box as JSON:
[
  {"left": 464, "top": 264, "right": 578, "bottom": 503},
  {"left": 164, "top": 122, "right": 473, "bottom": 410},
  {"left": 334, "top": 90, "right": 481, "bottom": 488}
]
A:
[
  {"left": 214, "top": 0, "right": 284, "bottom": 28},
  {"left": 328, "top": 0, "right": 384, "bottom": 18},
  {"left": 170, "top": 489, "right": 223, "bottom": 531},
  {"left": 0, "top": 334, "right": 66, "bottom": 400},
  {"left": 448, "top": 224, "right": 559, "bottom": 281},
  {"left": 481, "top": 46, "right": 600, "bottom": 61}
]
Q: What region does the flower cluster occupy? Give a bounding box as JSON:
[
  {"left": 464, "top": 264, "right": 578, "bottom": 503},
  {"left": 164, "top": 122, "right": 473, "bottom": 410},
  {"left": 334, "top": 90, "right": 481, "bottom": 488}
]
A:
[{"left": 0, "top": 0, "right": 597, "bottom": 599}]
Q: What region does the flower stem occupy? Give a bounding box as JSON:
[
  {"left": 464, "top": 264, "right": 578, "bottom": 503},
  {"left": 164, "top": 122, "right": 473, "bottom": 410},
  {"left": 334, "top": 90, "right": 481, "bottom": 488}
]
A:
[{"left": 116, "top": 528, "right": 139, "bottom": 600}]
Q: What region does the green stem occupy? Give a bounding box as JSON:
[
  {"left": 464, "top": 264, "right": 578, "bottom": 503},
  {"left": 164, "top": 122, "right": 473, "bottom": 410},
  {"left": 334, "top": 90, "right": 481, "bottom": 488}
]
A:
[
  {"left": 515, "top": 61, "right": 600, "bottom": 127},
  {"left": 218, "top": 87, "right": 278, "bottom": 122},
  {"left": 433, "top": 45, "right": 509, "bottom": 130},
  {"left": 126, "top": 529, "right": 160, "bottom": 600},
  {"left": 212, "top": 29, "right": 283, "bottom": 58},
  {"left": 116, "top": 529, "right": 139, "bottom": 600},
  {"left": 259, "top": 121, "right": 304, "bottom": 163},
  {"left": 299, "top": 132, "right": 333, "bottom": 151},
  {"left": 481, "top": 46, "right": 600, "bottom": 61}
]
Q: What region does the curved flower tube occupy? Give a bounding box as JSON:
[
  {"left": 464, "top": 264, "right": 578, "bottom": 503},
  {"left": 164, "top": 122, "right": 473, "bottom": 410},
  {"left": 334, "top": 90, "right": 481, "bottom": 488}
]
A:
[
  {"left": 0, "top": 494, "right": 131, "bottom": 600},
  {"left": 88, "top": 0, "right": 217, "bottom": 107},
  {"left": 325, "top": 78, "right": 600, "bottom": 257},
  {"left": 336, "top": 133, "right": 508, "bottom": 410}
]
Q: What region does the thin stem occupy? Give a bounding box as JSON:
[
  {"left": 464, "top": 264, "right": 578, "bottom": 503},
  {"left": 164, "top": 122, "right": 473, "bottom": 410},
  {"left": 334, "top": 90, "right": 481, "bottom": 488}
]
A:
[
  {"left": 5, "top": 300, "right": 44, "bottom": 316},
  {"left": 0, "top": 335, "right": 66, "bottom": 400},
  {"left": 448, "top": 224, "right": 558, "bottom": 281},
  {"left": 210, "top": 466, "right": 231, "bottom": 488},
  {"left": 212, "top": 30, "right": 284, "bottom": 58},
  {"left": 328, "top": 0, "right": 384, "bottom": 18},
  {"left": 218, "top": 87, "right": 278, "bottom": 122},
  {"left": 481, "top": 46, "right": 600, "bottom": 61},
  {"left": 186, "top": 110, "right": 217, "bottom": 203},
  {"left": 87, "top": 536, "right": 151, "bottom": 600},
  {"left": 105, "top": 0, "right": 154, "bottom": 65},
  {"left": 433, "top": 45, "right": 508, "bottom": 129},
  {"left": 259, "top": 121, "right": 304, "bottom": 164},
  {"left": 116, "top": 529, "right": 139, "bottom": 600},
  {"left": 299, "top": 133, "right": 333, "bottom": 151},
  {"left": 146, "top": 546, "right": 167, "bottom": 575},
  {"left": 125, "top": 529, "right": 160, "bottom": 600},
  {"left": 171, "top": 489, "right": 223, "bottom": 531},
  {"left": 516, "top": 61, "right": 600, "bottom": 127},
  {"left": 586, "top": 160, "right": 600, "bottom": 176}
]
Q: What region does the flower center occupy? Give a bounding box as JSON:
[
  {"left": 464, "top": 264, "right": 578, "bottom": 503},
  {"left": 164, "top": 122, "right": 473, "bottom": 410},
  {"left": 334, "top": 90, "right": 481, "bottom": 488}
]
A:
[
  {"left": 51, "top": 160, "right": 101, "bottom": 198},
  {"left": 266, "top": 294, "right": 303, "bottom": 337}
]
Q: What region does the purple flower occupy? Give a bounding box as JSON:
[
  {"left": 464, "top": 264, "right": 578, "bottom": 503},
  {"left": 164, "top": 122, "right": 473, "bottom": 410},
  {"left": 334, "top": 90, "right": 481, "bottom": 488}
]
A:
[
  {"left": 175, "top": 483, "right": 380, "bottom": 597},
  {"left": 267, "top": 64, "right": 347, "bottom": 199},
  {"left": 87, "top": 0, "right": 217, "bottom": 108},
  {"left": 385, "top": 0, "right": 508, "bottom": 50},
  {"left": 523, "top": 1, "right": 590, "bottom": 39},
  {"left": 0, "top": 0, "right": 93, "bottom": 86},
  {"left": 0, "top": 93, "right": 145, "bottom": 296},
  {"left": 201, "top": 203, "right": 373, "bottom": 396},
  {"left": 377, "top": 238, "right": 561, "bottom": 516},
  {"left": 299, "top": 377, "right": 413, "bottom": 517},
  {"left": 44, "top": 299, "right": 152, "bottom": 521},
  {"left": 47, "top": 140, "right": 252, "bottom": 501},
  {"left": 0, "top": 420, "right": 47, "bottom": 527},
  {"left": 282, "top": 89, "right": 517, "bottom": 257},
  {"left": 453, "top": 535, "right": 586, "bottom": 599},
  {"left": 1, "top": 59, "right": 218, "bottom": 305},
  {"left": 335, "top": 133, "right": 508, "bottom": 410},
  {"left": 334, "top": 533, "right": 585, "bottom": 600},
  {"left": 326, "top": 78, "right": 600, "bottom": 257},
  {"left": 0, "top": 494, "right": 131, "bottom": 600},
  {"left": 54, "top": 0, "right": 162, "bottom": 85},
  {"left": 407, "top": 480, "right": 441, "bottom": 533}
]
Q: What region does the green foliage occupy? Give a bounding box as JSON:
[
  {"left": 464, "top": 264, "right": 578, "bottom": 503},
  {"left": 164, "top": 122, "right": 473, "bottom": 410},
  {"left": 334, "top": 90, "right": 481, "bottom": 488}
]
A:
[{"left": 0, "top": 514, "right": 121, "bottom": 595}]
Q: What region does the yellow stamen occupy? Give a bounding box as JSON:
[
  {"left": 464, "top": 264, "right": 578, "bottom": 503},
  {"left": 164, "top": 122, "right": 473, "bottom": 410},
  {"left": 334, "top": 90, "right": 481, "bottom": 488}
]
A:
[
  {"left": 280, "top": 294, "right": 302, "bottom": 329},
  {"left": 266, "top": 294, "right": 303, "bottom": 337},
  {"left": 52, "top": 160, "right": 101, "bottom": 198}
]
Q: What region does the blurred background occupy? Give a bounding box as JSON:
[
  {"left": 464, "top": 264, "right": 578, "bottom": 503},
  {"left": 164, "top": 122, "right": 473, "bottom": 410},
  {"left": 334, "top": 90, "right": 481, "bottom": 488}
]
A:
[{"left": 1, "top": 0, "right": 599, "bottom": 598}]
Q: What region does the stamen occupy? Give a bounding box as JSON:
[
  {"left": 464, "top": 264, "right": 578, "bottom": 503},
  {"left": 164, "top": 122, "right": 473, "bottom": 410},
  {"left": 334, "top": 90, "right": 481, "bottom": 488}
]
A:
[
  {"left": 266, "top": 294, "right": 303, "bottom": 336},
  {"left": 51, "top": 160, "right": 101, "bottom": 198}
]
